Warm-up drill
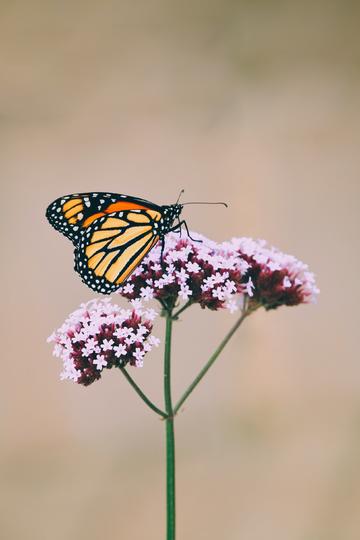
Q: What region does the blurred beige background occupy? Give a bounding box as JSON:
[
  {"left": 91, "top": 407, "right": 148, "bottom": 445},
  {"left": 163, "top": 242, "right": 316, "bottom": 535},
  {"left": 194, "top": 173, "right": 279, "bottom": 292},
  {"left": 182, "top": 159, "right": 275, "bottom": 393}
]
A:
[{"left": 1, "top": 1, "right": 359, "bottom": 539}]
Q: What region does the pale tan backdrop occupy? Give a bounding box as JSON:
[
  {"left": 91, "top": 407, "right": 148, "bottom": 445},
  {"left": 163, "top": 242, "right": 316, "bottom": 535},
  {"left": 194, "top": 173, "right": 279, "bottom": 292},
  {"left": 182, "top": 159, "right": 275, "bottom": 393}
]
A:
[{"left": 1, "top": 1, "right": 359, "bottom": 539}]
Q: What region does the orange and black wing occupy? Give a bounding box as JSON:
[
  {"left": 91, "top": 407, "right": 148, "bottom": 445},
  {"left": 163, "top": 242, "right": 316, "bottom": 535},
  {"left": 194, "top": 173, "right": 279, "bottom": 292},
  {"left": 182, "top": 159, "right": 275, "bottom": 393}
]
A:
[
  {"left": 46, "top": 192, "right": 162, "bottom": 245},
  {"left": 74, "top": 209, "right": 161, "bottom": 293}
]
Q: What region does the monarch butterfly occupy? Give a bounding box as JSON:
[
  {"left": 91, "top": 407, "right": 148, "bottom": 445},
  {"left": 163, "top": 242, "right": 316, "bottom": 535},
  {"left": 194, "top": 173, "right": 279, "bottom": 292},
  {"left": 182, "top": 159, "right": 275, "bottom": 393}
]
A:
[{"left": 47, "top": 191, "right": 227, "bottom": 294}]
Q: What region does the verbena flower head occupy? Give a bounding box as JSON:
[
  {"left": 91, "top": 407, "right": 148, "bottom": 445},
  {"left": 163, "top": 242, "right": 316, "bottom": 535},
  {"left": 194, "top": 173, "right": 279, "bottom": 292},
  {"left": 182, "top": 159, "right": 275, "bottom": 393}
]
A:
[
  {"left": 226, "top": 237, "right": 320, "bottom": 310},
  {"left": 47, "top": 299, "right": 160, "bottom": 386},
  {"left": 116, "top": 232, "right": 249, "bottom": 313}
]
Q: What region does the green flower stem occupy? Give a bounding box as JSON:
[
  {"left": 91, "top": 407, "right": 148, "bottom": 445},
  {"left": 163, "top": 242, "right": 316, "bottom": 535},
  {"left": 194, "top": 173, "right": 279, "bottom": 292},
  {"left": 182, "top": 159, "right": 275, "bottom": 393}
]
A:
[
  {"left": 172, "top": 300, "right": 193, "bottom": 320},
  {"left": 120, "top": 367, "right": 167, "bottom": 419},
  {"left": 164, "top": 312, "right": 176, "bottom": 540},
  {"left": 173, "top": 309, "right": 249, "bottom": 415}
]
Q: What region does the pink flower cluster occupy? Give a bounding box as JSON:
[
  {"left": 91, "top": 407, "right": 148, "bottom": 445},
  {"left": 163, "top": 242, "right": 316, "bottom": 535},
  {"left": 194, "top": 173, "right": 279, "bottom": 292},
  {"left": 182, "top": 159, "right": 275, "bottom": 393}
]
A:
[
  {"left": 226, "top": 237, "right": 320, "bottom": 310},
  {"left": 47, "top": 232, "right": 318, "bottom": 386},
  {"left": 47, "top": 299, "right": 160, "bottom": 386},
  {"left": 117, "top": 233, "right": 249, "bottom": 313},
  {"left": 117, "top": 232, "right": 319, "bottom": 312}
]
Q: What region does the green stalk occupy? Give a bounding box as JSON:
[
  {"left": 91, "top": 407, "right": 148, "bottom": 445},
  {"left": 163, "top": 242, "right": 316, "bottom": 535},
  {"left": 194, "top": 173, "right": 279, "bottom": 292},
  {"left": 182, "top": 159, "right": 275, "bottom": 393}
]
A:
[
  {"left": 173, "top": 310, "right": 249, "bottom": 414},
  {"left": 120, "top": 368, "right": 167, "bottom": 418},
  {"left": 172, "top": 300, "right": 193, "bottom": 320},
  {"left": 164, "top": 312, "right": 176, "bottom": 540}
]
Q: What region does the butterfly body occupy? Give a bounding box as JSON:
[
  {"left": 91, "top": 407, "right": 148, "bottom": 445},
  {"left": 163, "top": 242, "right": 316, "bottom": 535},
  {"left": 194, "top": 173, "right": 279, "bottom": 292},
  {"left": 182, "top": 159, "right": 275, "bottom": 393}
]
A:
[{"left": 46, "top": 192, "right": 183, "bottom": 293}]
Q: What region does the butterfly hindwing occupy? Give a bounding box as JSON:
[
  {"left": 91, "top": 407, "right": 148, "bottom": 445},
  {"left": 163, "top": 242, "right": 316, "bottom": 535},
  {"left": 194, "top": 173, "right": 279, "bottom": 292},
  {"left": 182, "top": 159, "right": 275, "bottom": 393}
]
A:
[
  {"left": 74, "top": 210, "right": 160, "bottom": 293},
  {"left": 46, "top": 192, "right": 162, "bottom": 245}
]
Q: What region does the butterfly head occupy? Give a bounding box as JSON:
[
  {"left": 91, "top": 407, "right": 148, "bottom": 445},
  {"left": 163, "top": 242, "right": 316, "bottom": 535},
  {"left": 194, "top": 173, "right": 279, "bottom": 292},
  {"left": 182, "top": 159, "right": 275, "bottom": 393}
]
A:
[
  {"left": 170, "top": 203, "right": 183, "bottom": 219},
  {"left": 158, "top": 203, "right": 183, "bottom": 235}
]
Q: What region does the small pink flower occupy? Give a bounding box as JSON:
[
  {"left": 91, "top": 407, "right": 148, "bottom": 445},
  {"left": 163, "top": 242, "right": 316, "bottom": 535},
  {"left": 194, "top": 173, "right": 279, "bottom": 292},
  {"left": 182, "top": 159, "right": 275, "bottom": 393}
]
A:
[
  {"left": 101, "top": 338, "right": 114, "bottom": 351},
  {"left": 114, "top": 344, "right": 127, "bottom": 358},
  {"left": 47, "top": 299, "right": 159, "bottom": 386},
  {"left": 133, "top": 348, "right": 145, "bottom": 367},
  {"left": 94, "top": 354, "right": 107, "bottom": 371}
]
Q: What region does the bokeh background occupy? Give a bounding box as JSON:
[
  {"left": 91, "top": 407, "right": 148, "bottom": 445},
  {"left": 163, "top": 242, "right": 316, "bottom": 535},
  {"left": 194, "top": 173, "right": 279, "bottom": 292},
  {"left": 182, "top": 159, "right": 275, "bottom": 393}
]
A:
[{"left": 1, "top": 1, "right": 359, "bottom": 538}]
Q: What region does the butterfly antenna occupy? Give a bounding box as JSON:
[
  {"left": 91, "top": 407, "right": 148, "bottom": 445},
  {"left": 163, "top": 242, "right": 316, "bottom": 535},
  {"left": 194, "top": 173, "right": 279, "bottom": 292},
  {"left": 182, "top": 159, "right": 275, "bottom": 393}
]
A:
[
  {"left": 176, "top": 189, "right": 185, "bottom": 204},
  {"left": 182, "top": 201, "right": 228, "bottom": 208}
]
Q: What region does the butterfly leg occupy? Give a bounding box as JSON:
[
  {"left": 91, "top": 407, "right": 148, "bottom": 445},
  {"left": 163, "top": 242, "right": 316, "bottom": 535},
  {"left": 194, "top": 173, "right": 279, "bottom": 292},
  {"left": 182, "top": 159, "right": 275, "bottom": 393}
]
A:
[
  {"left": 169, "top": 220, "right": 202, "bottom": 243},
  {"left": 177, "top": 218, "right": 182, "bottom": 237},
  {"left": 160, "top": 237, "right": 166, "bottom": 269}
]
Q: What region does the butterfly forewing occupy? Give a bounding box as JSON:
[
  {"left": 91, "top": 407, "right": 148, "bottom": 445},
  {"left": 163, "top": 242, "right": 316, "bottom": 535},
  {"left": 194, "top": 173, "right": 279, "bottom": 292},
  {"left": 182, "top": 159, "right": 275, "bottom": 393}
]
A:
[{"left": 46, "top": 192, "right": 162, "bottom": 245}]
